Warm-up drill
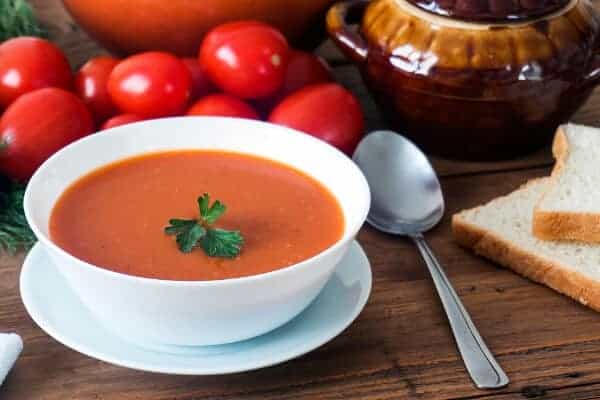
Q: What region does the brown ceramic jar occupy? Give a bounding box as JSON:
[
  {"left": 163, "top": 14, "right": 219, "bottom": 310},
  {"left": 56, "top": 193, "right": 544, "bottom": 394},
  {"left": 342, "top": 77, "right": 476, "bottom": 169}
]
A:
[{"left": 327, "top": 0, "right": 600, "bottom": 160}]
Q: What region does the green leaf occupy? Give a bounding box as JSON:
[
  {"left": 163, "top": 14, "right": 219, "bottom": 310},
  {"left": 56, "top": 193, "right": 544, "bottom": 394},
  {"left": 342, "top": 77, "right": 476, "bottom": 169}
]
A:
[
  {"left": 164, "top": 218, "right": 206, "bottom": 252},
  {"left": 164, "top": 219, "right": 197, "bottom": 235},
  {"left": 199, "top": 228, "right": 243, "bottom": 258},
  {"left": 197, "top": 193, "right": 226, "bottom": 225},
  {"left": 198, "top": 193, "right": 210, "bottom": 217},
  {"left": 175, "top": 223, "right": 206, "bottom": 253},
  {"left": 203, "top": 200, "right": 226, "bottom": 225}
]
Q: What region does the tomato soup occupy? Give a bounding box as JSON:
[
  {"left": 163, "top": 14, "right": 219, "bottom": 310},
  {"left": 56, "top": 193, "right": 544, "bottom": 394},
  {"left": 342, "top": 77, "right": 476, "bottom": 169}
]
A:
[{"left": 49, "top": 150, "right": 344, "bottom": 281}]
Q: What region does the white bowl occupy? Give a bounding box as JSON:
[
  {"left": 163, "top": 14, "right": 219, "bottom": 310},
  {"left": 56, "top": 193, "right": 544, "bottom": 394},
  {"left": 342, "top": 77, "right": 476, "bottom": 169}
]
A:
[{"left": 24, "top": 117, "right": 370, "bottom": 348}]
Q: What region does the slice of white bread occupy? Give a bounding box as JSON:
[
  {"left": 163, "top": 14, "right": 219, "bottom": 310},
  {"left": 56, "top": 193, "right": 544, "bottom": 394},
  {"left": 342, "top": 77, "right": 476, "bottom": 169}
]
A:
[
  {"left": 453, "top": 178, "right": 600, "bottom": 311},
  {"left": 533, "top": 123, "right": 600, "bottom": 243}
]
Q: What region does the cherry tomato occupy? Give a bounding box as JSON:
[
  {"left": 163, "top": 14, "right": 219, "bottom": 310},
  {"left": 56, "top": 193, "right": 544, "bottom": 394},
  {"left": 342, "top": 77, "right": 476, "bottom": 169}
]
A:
[
  {"left": 199, "top": 21, "right": 289, "bottom": 99},
  {"left": 268, "top": 83, "right": 364, "bottom": 155},
  {"left": 181, "top": 58, "right": 214, "bottom": 102},
  {"left": 108, "top": 52, "right": 191, "bottom": 118},
  {"left": 254, "top": 50, "right": 332, "bottom": 116},
  {"left": 0, "top": 88, "right": 93, "bottom": 181},
  {"left": 280, "top": 51, "right": 331, "bottom": 97},
  {"left": 101, "top": 114, "right": 145, "bottom": 130},
  {"left": 186, "top": 94, "right": 259, "bottom": 119},
  {"left": 74, "top": 56, "right": 120, "bottom": 124},
  {"left": 0, "top": 37, "right": 72, "bottom": 108}
]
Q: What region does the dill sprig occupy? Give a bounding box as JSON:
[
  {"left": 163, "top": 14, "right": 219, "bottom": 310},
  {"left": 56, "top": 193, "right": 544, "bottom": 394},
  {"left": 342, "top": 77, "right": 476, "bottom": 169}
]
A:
[
  {"left": 0, "top": 0, "right": 46, "bottom": 42},
  {"left": 0, "top": 0, "right": 46, "bottom": 253},
  {"left": 0, "top": 179, "right": 35, "bottom": 254}
]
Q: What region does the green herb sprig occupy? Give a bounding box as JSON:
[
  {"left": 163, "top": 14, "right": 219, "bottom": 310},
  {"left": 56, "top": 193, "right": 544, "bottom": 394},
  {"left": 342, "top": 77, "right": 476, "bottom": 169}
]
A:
[
  {"left": 0, "top": 0, "right": 46, "bottom": 42},
  {"left": 0, "top": 0, "right": 47, "bottom": 253},
  {"left": 0, "top": 180, "right": 35, "bottom": 254},
  {"left": 165, "top": 194, "right": 243, "bottom": 258}
]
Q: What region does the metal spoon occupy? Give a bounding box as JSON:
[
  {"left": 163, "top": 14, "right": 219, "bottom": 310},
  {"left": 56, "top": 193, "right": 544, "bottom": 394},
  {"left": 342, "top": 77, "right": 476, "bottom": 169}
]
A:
[{"left": 353, "top": 130, "right": 509, "bottom": 390}]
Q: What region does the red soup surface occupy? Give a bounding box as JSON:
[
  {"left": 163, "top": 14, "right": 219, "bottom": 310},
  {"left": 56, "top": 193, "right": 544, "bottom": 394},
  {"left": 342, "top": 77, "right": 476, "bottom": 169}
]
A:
[{"left": 50, "top": 150, "right": 345, "bottom": 281}]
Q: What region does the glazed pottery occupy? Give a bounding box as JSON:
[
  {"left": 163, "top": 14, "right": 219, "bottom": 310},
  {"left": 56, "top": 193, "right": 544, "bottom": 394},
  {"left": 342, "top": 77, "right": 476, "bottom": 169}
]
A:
[
  {"left": 62, "top": 0, "right": 337, "bottom": 56},
  {"left": 327, "top": 0, "right": 600, "bottom": 159}
]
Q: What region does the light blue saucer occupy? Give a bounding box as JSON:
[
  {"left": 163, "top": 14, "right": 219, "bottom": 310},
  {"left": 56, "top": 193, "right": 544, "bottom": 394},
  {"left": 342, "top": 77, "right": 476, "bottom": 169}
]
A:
[{"left": 20, "top": 241, "right": 371, "bottom": 375}]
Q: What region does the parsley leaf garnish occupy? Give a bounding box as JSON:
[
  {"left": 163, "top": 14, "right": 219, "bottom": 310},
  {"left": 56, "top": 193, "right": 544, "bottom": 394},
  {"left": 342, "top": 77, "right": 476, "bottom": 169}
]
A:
[
  {"left": 200, "top": 228, "right": 244, "bottom": 258},
  {"left": 166, "top": 219, "right": 205, "bottom": 253},
  {"left": 165, "top": 194, "right": 243, "bottom": 258},
  {"left": 198, "top": 193, "right": 226, "bottom": 225}
]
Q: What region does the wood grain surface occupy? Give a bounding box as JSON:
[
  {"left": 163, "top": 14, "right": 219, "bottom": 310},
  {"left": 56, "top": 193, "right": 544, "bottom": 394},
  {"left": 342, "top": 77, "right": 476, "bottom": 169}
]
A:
[{"left": 2, "top": 1, "right": 600, "bottom": 399}]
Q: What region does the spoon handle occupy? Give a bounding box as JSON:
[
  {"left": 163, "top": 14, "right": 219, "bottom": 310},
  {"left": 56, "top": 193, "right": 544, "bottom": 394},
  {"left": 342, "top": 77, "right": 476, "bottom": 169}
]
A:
[{"left": 412, "top": 233, "right": 509, "bottom": 390}]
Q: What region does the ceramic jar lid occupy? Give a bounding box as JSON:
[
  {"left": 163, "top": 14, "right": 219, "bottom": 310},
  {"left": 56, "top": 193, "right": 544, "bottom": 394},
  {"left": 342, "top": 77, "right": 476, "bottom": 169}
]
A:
[{"left": 404, "top": 0, "right": 570, "bottom": 21}]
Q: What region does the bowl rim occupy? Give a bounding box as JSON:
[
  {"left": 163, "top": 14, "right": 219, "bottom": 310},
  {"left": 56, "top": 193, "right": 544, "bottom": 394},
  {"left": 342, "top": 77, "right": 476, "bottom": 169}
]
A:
[{"left": 24, "top": 116, "right": 371, "bottom": 287}]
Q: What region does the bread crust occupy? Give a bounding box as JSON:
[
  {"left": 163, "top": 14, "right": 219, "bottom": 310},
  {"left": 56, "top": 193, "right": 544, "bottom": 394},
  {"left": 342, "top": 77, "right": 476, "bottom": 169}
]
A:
[
  {"left": 452, "top": 212, "right": 600, "bottom": 311},
  {"left": 533, "top": 125, "right": 600, "bottom": 243}
]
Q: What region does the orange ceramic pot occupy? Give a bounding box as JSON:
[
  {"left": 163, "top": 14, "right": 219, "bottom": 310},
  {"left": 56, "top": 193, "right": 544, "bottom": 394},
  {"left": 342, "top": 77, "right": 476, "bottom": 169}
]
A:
[
  {"left": 327, "top": 0, "right": 600, "bottom": 160},
  {"left": 62, "top": 0, "right": 337, "bottom": 56}
]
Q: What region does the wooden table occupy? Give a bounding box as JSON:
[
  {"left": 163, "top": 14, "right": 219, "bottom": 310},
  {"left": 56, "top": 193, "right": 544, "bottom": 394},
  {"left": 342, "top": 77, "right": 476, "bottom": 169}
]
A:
[{"left": 2, "top": 2, "right": 600, "bottom": 399}]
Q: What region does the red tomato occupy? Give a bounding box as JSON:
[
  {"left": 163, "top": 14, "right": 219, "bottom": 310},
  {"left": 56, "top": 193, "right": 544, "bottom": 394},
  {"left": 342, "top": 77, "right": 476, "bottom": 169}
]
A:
[
  {"left": 181, "top": 58, "right": 214, "bottom": 102},
  {"left": 280, "top": 51, "right": 331, "bottom": 97},
  {"left": 199, "top": 21, "right": 289, "bottom": 99},
  {"left": 101, "top": 114, "right": 145, "bottom": 130},
  {"left": 0, "top": 37, "right": 72, "bottom": 108},
  {"left": 74, "top": 56, "right": 120, "bottom": 124},
  {"left": 254, "top": 50, "right": 331, "bottom": 116},
  {"left": 0, "top": 88, "right": 93, "bottom": 181},
  {"left": 108, "top": 52, "right": 191, "bottom": 118},
  {"left": 268, "top": 83, "right": 364, "bottom": 155},
  {"left": 187, "top": 94, "right": 259, "bottom": 119}
]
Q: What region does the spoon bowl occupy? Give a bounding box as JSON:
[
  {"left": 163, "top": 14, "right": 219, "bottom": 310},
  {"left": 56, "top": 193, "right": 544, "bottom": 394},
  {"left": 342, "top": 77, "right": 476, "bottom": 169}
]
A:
[{"left": 353, "top": 131, "right": 444, "bottom": 235}]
